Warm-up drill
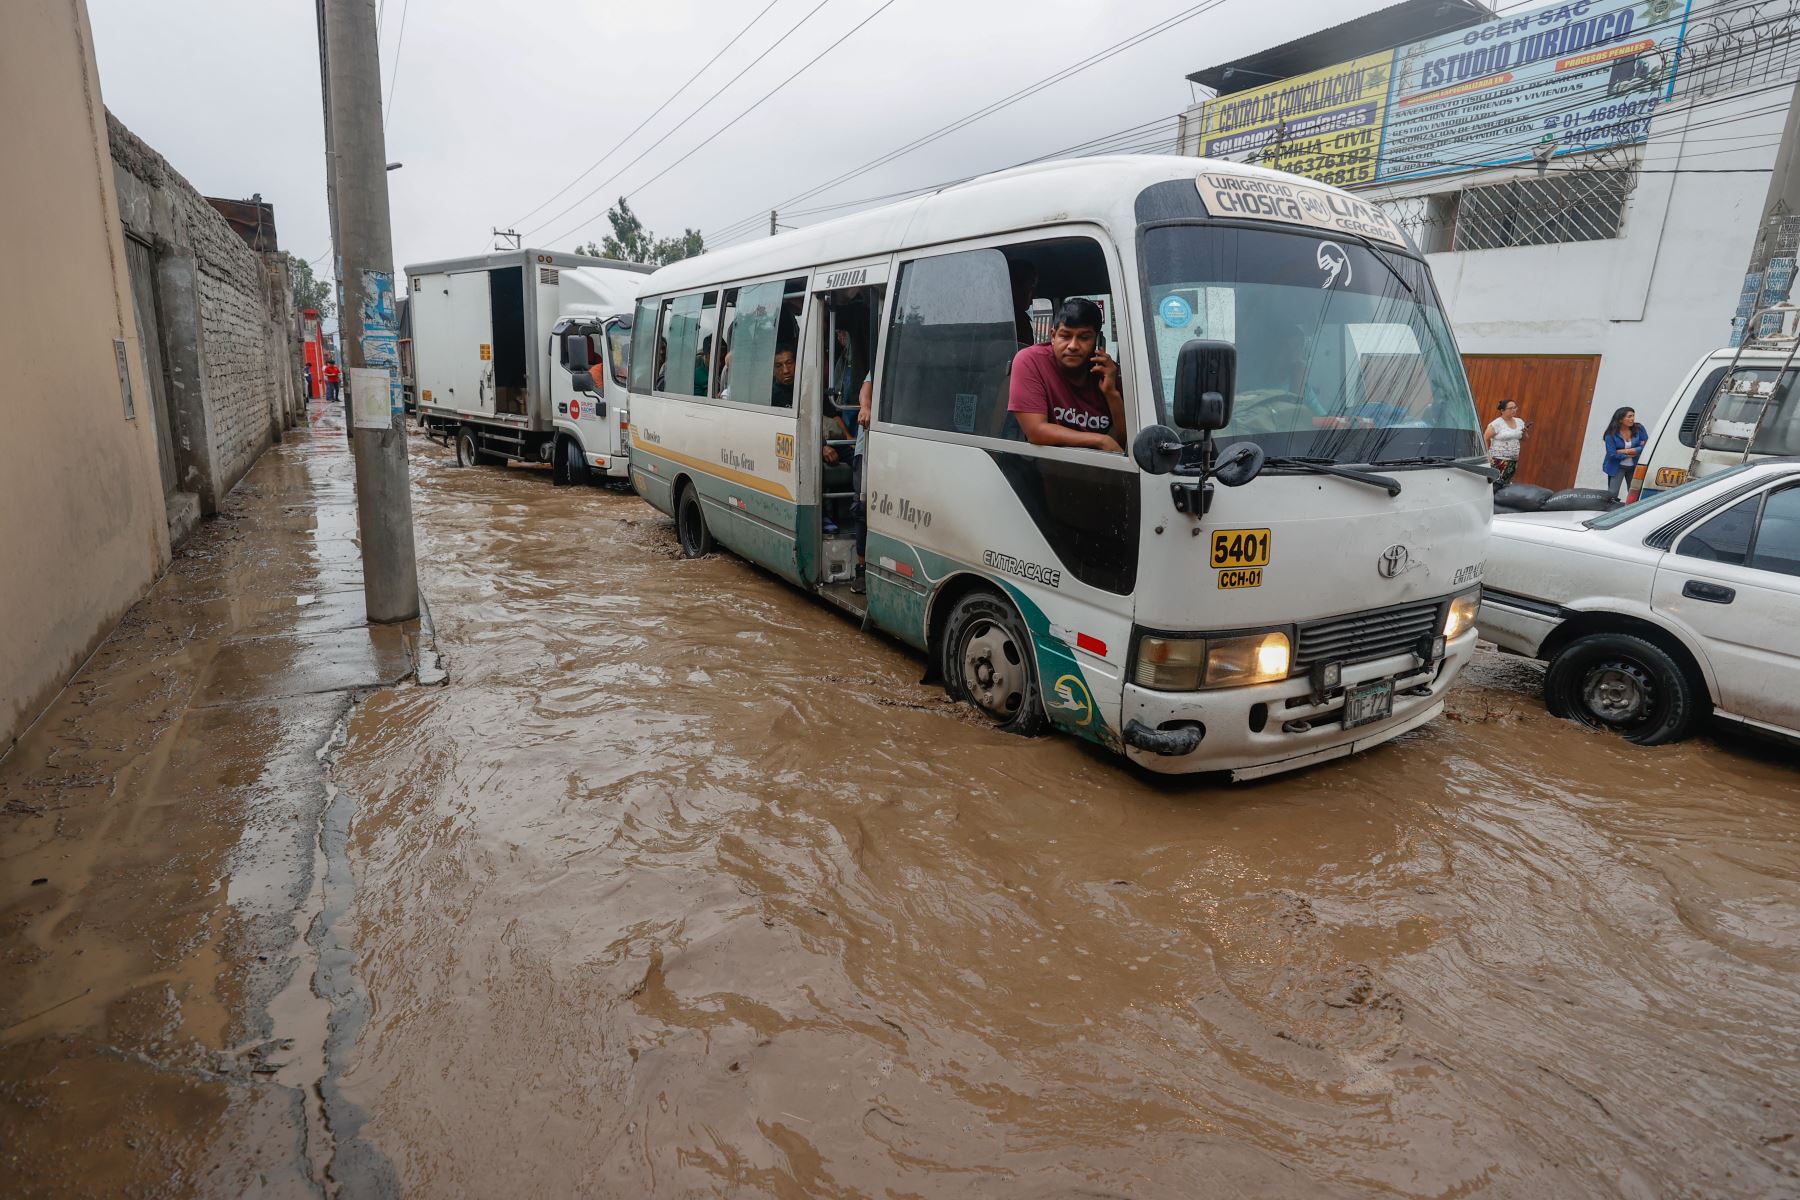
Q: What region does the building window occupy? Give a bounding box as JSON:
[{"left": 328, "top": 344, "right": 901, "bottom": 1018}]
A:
[{"left": 1452, "top": 170, "right": 1633, "bottom": 252}]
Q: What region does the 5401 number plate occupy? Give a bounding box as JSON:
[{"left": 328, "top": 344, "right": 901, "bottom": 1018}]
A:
[{"left": 1210, "top": 528, "right": 1271, "bottom": 570}]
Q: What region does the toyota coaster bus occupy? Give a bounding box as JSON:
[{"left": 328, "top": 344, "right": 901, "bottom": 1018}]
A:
[{"left": 625, "top": 156, "right": 1491, "bottom": 779}]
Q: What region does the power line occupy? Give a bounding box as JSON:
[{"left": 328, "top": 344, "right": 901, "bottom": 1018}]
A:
[
  {"left": 384, "top": 0, "right": 410, "bottom": 122},
  {"left": 521, "top": 0, "right": 842, "bottom": 242},
  {"left": 733, "top": 0, "right": 1238, "bottom": 232},
  {"left": 507, "top": 0, "right": 785, "bottom": 230},
  {"left": 539, "top": 0, "right": 903, "bottom": 246},
  {"left": 710, "top": 0, "right": 1795, "bottom": 248}
]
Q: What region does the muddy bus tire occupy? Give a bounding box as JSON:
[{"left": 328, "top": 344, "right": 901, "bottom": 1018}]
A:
[
  {"left": 1544, "top": 632, "right": 1705, "bottom": 745},
  {"left": 676, "top": 484, "right": 713, "bottom": 557},
  {"left": 941, "top": 590, "right": 1047, "bottom": 736}
]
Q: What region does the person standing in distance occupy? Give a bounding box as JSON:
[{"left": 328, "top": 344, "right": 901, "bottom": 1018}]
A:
[
  {"left": 323, "top": 358, "right": 342, "bottom": 406},
  {"left": 1007, "top": 298, "right": 1124, "bottom": 453},
  {"left": 1484, "top": 398, "right": 1526, "bottom": 487},
  {"left": 1601, "top": 406, "right": 1647, "bottom": 500}
]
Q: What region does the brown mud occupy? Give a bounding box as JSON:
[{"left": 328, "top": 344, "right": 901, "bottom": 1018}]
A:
[
  {"left": 5, "top": 416, "right": 1798, "bottom": 1198},
  {"left": 328, "top": 443, "right": 1800, "bottom": 1196}
]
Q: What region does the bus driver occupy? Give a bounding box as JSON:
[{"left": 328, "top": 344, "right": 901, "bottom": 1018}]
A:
[{"left": 1006, "top": 298, "right": 1124, "bottom": 454}]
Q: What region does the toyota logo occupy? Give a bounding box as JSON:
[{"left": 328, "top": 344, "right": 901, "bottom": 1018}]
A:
[{"left": 1377, "top": 544, "right": 1414, "bottom": 579}]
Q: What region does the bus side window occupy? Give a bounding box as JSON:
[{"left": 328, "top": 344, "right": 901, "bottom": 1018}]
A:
[
  {"left": 629, "top": 298, "right": 658, "bottom": 393},
  {"left": 882, "top": 237, "right": 1115, "bottom": 446}
]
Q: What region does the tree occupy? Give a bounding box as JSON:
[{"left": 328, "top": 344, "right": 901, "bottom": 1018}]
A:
[
  {"left": 577, "top": 198, "right": 704, "bottom": 266},
  {"left": 285, "top": 252, "right": 333, "bottom": 318}
]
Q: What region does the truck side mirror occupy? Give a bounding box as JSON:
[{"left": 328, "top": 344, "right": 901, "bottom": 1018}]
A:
[
  {"left": 566, "top": 336, "right": 591, "bottom": 373},
  {"left": 1172, "top": 339, "right": 1235, "bottom": 432}
]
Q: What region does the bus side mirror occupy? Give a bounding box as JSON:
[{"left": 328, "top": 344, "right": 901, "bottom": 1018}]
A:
[
  {"left": 1132, "top": 425, "right": 1183, "bottom": 476},
  {"left": 1172, "top": 339, "right": 1235, "bottom": 432}
]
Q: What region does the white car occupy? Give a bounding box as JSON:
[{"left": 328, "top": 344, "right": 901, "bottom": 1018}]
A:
[{"left": 1480, "top": 460, "right": 1800, "bottom": 746}]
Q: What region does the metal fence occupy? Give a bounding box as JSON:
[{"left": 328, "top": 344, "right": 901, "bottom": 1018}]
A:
[{"left": 1451, "top": 169, "right": 1637, "bottom": 251}]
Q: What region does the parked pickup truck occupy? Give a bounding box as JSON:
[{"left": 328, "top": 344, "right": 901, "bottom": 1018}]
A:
[{"left": 1480, "top": 460, "right": 1800, "bottom": 747}]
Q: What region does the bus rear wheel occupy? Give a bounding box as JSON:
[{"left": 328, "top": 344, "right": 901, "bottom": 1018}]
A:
[
  {"left": 676, "top": 484, "right": 713, "bottom": 557},
  {"left": 941, "top": 590, "right": 1046, "bottom": 736}
]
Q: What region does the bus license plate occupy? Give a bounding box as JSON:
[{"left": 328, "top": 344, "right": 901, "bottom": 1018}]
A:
[
  {"left": 1343, "top": 680, "right": 1394, "bottom": 729},
  {"left": 1210, "top": 528, "right": 1271, "bottom": 570}
]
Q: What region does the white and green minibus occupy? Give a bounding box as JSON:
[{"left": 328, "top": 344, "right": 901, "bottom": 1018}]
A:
[{"left": 626, "top": 156, "right": 1491, "bottom": 779}]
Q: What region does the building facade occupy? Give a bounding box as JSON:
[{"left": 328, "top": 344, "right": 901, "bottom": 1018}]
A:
[
  {"left": 1181, "top": 0, "right": 1798, "bottom": 489},
  {"left": 1, "top": 0, "right": 303, "bottom": 756}
]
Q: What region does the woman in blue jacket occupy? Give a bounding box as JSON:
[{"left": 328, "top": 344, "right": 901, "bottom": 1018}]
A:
[{"left": 1601, "top": 406, "right": 1647, "bottom": 500}]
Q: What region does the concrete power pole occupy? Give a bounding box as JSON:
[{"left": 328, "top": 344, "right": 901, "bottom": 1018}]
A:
[
  {"left": 318, "top": 0, "right": 420, "bottom": 623},
  {"left": 770, "top": 210, "right": 777, "bottom": 237}
]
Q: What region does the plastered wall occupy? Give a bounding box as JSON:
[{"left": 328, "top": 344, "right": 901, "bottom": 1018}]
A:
[{"left": 0, "top": 0, "right": 171, "bottom": 754}]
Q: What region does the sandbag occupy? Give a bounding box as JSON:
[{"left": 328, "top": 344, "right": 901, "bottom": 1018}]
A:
[
  {"left": 1493, "top": 483, "right": 1554, "bottom": 512},
  {"left": 1540, "top": 488, "right": 1618, "bottom": 512}
]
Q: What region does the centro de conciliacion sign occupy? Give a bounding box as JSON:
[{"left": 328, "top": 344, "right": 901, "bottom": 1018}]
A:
[{"left": 1199, "top": 0, "right": 1695, "bottom": 187}]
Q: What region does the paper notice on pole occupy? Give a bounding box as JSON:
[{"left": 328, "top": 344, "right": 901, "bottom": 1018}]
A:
[{"left": 351, "top": 367, "right": 392, "bottom": 429}]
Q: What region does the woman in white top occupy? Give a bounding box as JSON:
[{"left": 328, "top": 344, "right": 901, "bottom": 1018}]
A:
[{"left": 1484, "top": 399, "right": 1526, "bottom": 487}]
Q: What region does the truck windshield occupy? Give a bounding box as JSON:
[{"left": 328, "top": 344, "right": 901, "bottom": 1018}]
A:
[{"left": 1143, "top": 225, "right": 1481, "bottom": 464}]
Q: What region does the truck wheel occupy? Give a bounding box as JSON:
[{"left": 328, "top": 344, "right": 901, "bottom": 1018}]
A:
[
  {"left": 455, "top": 428, "right": 482, "bottom": 468},
  {"left": 939, "top": 589, "right": 1047, "bottom": 736},
  {"left": 676, "top": 484, "right": 713, "bottom": 557},
  {"left": 563, "top": 436, "right": 590, "bottom": 487},
  {"left": 1544, "top": 632, "right": 1706, "bottom": 745}
]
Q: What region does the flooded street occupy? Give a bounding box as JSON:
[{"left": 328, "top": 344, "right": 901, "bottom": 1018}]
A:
[
  {"left": 329, "top": 439, "right": 1800, "bottom": 1196},
  {"left": 4, "top": 418, "right": 1798, "bottom": 1198}
]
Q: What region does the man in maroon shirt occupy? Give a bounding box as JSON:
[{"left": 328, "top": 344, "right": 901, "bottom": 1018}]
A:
[{"left": 1006, "top": 298, "right": 1124, "bottom": 454}]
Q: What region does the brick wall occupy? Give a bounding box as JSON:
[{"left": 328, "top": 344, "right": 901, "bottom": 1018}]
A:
[{"left": 108, "top": 113, "right": 293, "bottom": 514}]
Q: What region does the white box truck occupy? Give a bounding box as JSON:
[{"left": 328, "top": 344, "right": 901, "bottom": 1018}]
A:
[{"left": 406, "top": 248, "right": 653, "bottom": 483}]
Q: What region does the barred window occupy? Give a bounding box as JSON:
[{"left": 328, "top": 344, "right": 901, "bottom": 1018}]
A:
[{"left": 1452, "top": 170, "right": 1633, "bottom": 252}]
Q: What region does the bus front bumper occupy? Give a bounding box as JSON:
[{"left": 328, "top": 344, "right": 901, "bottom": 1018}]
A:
[{"left": 1119, "top": 630, "right": 1476, "bottom": 780}]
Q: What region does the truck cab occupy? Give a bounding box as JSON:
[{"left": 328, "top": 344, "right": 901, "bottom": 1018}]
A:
[{"left": 550, "top": 314, "right": 632, "bottom": 485}]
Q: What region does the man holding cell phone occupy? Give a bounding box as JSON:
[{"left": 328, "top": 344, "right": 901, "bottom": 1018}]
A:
[{"left": 1006, "top": 297, "right": 1125, "bottom": 454}]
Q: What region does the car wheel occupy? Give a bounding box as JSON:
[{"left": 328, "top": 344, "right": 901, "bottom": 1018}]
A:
[
  {"left": 939, "top": 590, "right": 1047, "bottom": 736},
  {"left": 676, "top": 484, "right": 713, "bottom": 557},
  {"left": 1544, "top": 632, "right": 1705, "bottom": 745}
]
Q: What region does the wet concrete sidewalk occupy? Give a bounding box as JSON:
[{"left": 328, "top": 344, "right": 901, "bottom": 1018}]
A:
[{"left": 0, "top": 402, "right": 428, "bottom": 1196}]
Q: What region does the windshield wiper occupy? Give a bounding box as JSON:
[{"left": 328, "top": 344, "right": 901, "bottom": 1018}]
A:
[
  {"left": 1264, "top": 455, "right": 1402, "bottom": 497},
  {"left": 1376, "top": 454, "right": 1499, "bottom": 480},
  {"left": 1336, "top": 229, "right": 1417, "bottom": 296}
]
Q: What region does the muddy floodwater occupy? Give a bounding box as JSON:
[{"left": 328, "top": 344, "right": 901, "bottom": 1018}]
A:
[
  {"left": 313, "top": 444, "right": 1800, "bottom": 1197},
  {"left": 4, "top": 418, "right": 1798, "bottom": 1199}
]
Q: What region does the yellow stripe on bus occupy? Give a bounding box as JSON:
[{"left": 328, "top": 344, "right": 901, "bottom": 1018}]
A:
[{"left": 630, "top": 434, "right": 794, "bottom": 502}]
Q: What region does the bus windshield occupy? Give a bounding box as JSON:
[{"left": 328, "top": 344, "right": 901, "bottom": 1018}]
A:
[{"left": 1143, "top": 225, "right": 1481, "bottom": 464}]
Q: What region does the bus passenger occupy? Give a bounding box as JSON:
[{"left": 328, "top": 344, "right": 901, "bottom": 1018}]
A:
[
  {"left": 771, "top": 344, "right": 797, "bottom": 408},
  {"left": 1006, "top": 298, "right": 1123, "bottom": 454}
]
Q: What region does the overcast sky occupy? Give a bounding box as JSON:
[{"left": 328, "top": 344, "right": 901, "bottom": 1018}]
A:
[{"left": 88, "top": 0, "right": 1390, "bottom": 300}]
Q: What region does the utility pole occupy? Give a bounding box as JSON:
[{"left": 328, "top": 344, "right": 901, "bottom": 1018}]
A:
[
  {"left": 770, "top": 209, "right": 777, "bottom": 237},
  {"left": 1732, "top": 74, "right": 1800, "bottom": 345},
  {"left": 318, "top": 0, "right": 420, "bottom": 623},
  {"left": 492, "top": 227, "right": 521, "bottom": 251}
]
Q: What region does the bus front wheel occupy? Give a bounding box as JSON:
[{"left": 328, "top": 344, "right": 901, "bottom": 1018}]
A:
[
  {"left": 676, "top": 484, "right": 713, "bottom": 557},
  {"left": 941, "top": 590, "right": 1046, "bottom": 736}
]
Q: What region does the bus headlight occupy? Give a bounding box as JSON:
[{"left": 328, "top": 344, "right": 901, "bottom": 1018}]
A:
[
  {"left": 1204, "top": 631, "right": 1292, "bottom": 687},
  {"left": 1133, "top": 631, "right": 1292, "bottom": 692},
  {"left": 1134, "top": 636, "right": 1207, "bottom": 691},
  {"left": 1442, "top": 589, "right": 1480, "bottom": 641}
]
